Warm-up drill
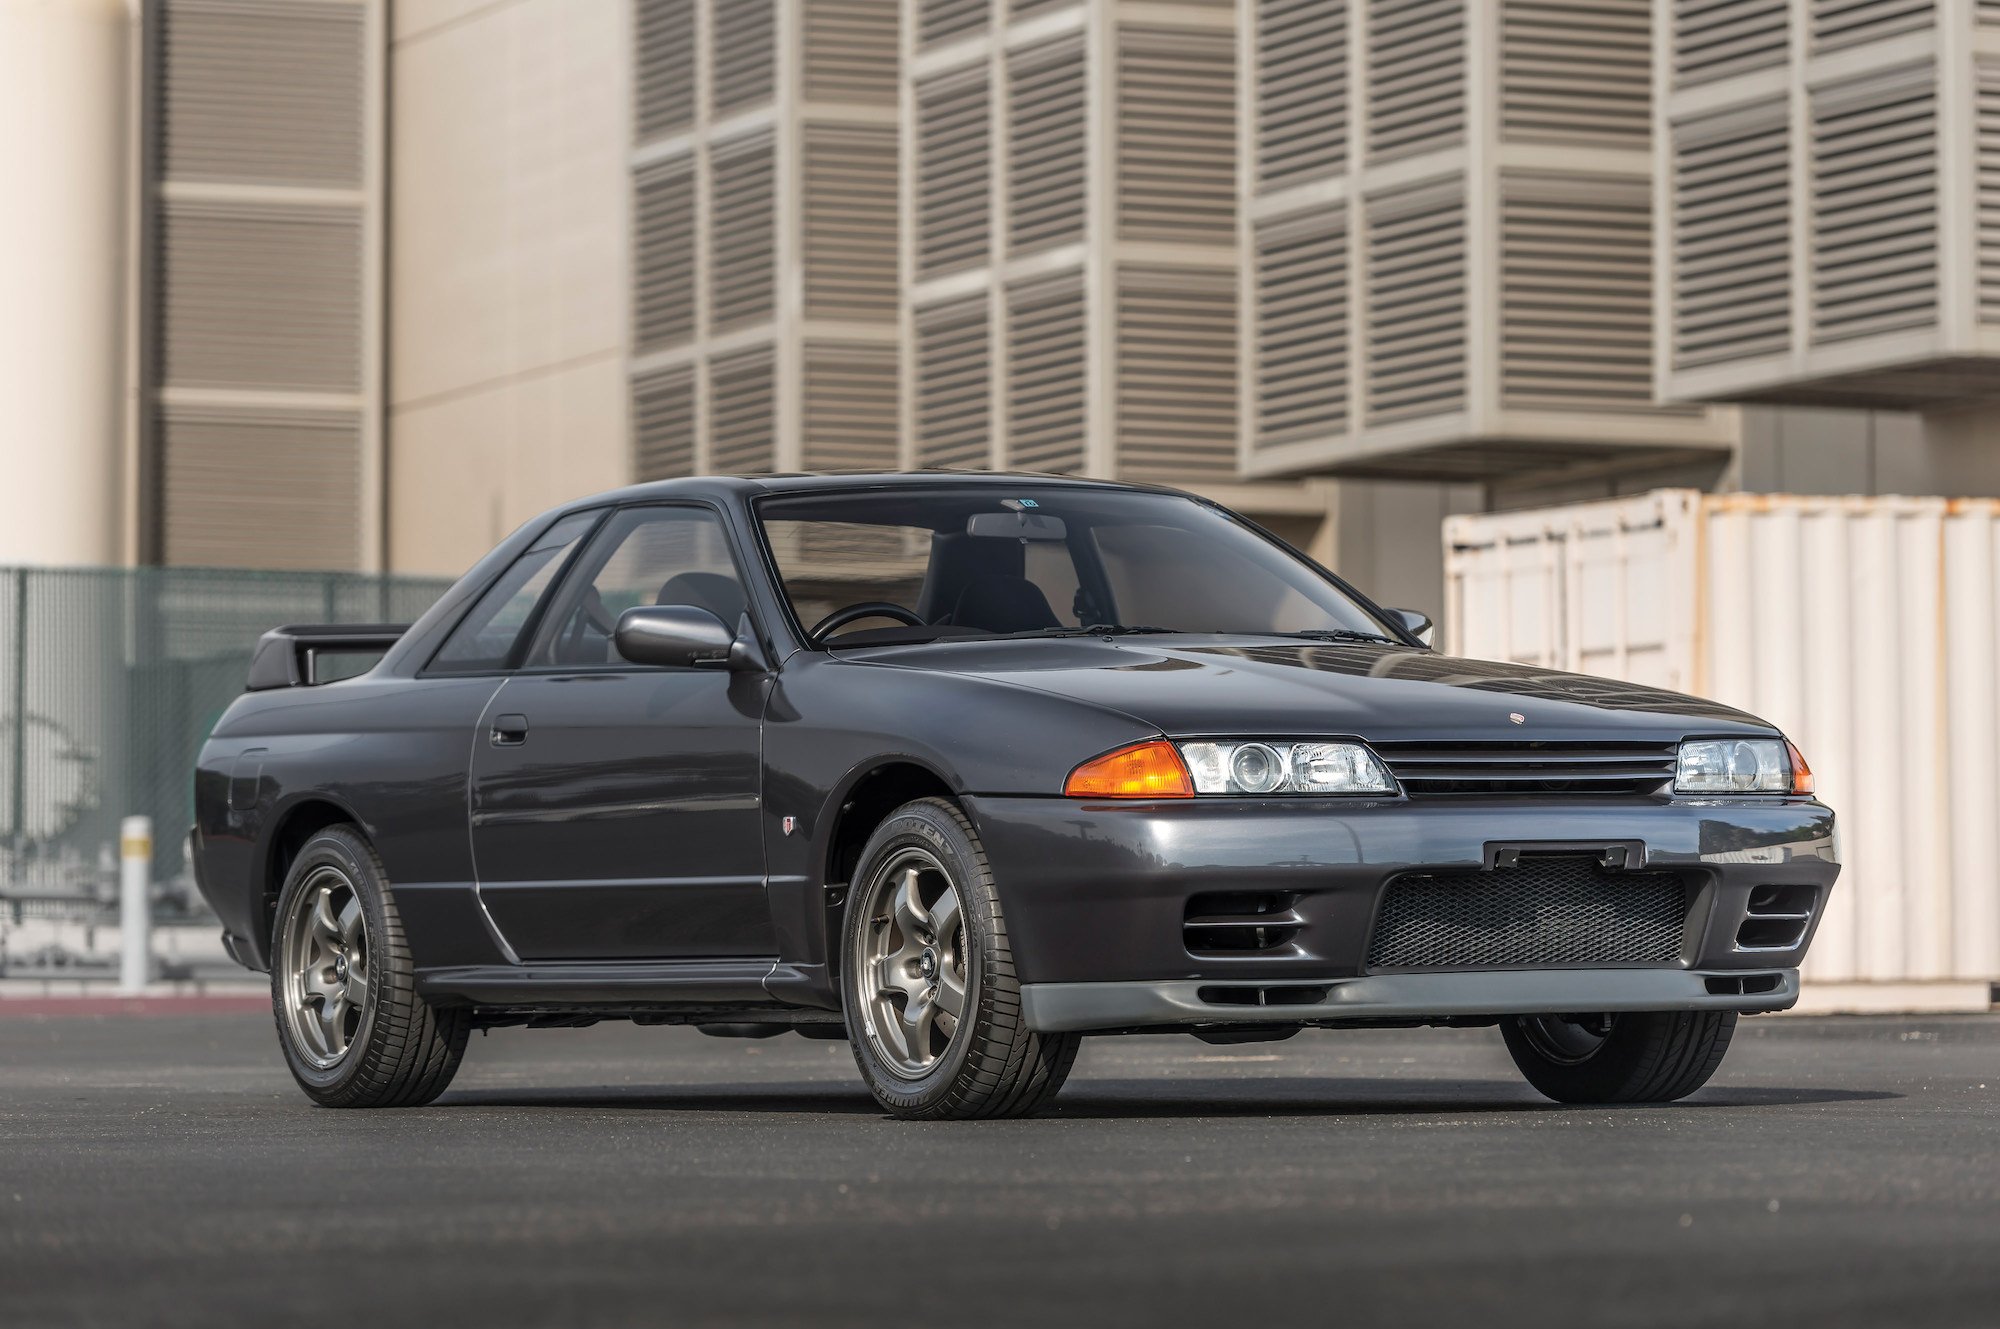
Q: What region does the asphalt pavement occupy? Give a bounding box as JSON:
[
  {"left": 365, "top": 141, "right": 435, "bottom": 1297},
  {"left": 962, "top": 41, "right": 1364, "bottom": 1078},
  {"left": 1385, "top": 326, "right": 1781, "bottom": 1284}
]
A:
[{"left": 2, "top": 1008, "right": 1996, "bottom": 1328}]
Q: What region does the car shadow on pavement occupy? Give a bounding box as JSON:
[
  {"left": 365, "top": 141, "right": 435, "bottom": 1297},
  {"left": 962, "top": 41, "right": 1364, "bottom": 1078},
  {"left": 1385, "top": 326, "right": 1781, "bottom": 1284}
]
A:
[{"left": 429, "top": 1077, "right": 1899, "bottom": 1118}]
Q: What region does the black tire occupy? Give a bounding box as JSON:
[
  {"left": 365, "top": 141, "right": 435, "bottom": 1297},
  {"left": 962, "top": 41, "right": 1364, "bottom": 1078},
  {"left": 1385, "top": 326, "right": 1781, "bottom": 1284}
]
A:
[
  {"left": 269, "top": 826, "right": 469, "bottom": 1108},
  {"left": 1501, "top": 1009, "right": 1737, "bottom": 1104},
  {"left": 840, "top": 798, "right": 1080, "bottom": 1120}
]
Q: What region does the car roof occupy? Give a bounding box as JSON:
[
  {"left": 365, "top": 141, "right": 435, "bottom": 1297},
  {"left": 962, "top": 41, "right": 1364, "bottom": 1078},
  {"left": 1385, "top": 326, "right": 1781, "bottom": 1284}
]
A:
[{"left": 550, "top": 470, "right": 1192, "bottom": 515}]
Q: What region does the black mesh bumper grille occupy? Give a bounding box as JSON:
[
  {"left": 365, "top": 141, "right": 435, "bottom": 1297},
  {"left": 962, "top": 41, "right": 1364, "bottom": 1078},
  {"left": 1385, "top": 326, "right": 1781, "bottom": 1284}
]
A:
[{"left": 1367, "top": 856, "right": 1691, "bottom": 971}]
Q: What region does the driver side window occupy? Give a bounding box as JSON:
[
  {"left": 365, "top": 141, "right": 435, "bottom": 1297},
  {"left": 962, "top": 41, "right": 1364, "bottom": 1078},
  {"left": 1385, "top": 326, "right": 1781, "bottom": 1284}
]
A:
[{"left": 525, "top": 506, "right": 745, "bottom": 669}]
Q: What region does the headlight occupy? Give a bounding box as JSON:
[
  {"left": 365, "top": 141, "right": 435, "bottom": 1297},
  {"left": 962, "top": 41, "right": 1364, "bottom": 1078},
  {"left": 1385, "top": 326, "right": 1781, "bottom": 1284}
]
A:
[
  {"left": 1178, "top": 740, "right": 1397, "bottom": 795},
  {"left": 1675, "top": 738, "right": 1800, "bottom": 794}
]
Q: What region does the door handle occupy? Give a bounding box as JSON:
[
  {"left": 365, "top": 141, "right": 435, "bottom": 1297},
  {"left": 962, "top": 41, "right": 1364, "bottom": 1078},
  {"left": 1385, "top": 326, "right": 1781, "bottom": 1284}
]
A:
[{"left": 490, "top": 713, "right": 529, "bottom": 746}]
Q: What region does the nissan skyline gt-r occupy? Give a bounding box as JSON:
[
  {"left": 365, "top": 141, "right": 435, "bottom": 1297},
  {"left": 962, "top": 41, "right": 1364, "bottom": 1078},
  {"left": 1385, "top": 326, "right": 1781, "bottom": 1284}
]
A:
[{"left": 191, "top": 473, "right": 1838, "bottom": 1119}]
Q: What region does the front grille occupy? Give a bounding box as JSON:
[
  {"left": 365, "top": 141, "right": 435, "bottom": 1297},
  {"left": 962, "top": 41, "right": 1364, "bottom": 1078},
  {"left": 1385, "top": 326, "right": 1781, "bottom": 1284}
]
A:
[
  {"left": 1373, "top": 740, "right": 1678, "bottom": 796},
  {"left": 1366, "top": 856, "right": 1691, "bottom": 970}
]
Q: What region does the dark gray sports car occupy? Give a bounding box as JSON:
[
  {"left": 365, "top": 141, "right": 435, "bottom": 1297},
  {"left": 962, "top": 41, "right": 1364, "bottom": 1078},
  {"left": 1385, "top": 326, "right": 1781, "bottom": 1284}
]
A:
[{"left": 192, "top": 473, "right": 1838, "bottom": 1118}]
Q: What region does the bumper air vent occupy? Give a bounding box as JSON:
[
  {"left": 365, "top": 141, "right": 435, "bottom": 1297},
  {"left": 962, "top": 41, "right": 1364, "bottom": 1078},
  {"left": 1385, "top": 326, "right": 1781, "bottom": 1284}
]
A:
[
  {"left": 1195, "top": 984, "right": 1331, "bottom": 1008},
  {"left": 1735, "top": 883, "right": 1818, "bottom": 951},
  {"left": 1706, "top": 973, "right": 1784, "bottom": 996},
  {"left": 1372, "top": 740, "right": 1678, "bottom": 796},
  {"left": 1367, "top": 855, "right": 1691, "bottom": 971},
  {"left": 1182, "top": 891, "right": 1304, "bottom": 955}
]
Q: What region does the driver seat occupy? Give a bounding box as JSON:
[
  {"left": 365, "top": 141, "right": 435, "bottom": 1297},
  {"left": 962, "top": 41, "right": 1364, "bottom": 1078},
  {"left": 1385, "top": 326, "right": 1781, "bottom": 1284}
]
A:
[
  {"left": 951, "top": 574, "right": 1059, "bottom": 634},
  {"left": 656, "top": 571, "right": 748, "bottom": 626}
]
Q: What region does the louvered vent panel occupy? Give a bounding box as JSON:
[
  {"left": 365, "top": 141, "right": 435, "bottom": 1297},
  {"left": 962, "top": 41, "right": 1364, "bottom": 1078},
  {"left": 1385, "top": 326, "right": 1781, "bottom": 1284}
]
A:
[
  {"left": 1007, "top": 276, "right": 1087, "bottom": 474},
  {"left": 1501, "top": 0, "right": 1649, "bottom": 149},
  {"left": 1672, "top": 1, "right": 1787, "bottom": 86},
  {"left": 804, "top": 0, "right": 898, "bottom": 105},
  {"left": 711, "top": 133, "right": 776, "bottom": 333},
  {"left": 1118, "top": 27, "right": 1235, "bottom": 244},
  {"left": 804, "top": 124, "right": 898, "bottom": 320},
  {"left": 709, "top": 347, "right": 777, "bottom": 473},
  {"left": 1812, "top": 0, "right": 1933, "bottom": 51},
  {"left": 633, "top": 365, "right": 696, "bottom": 481},
  {"left": 633, "top": 155, "right": 697, "bottom": 351},
  {"left": 713, "top": 0, "right": 776, "bottom": 116},
  {"left": 803, "top": 343, "right": 899, "bottom": 471},
  {"left": 160, "top": 408, "right": 361, "bottom": 569},
  {"left": 1365, "top": 183, "right": 1467, "bottom": 423},
  {"left": 921, "top": 0, "right": 986, "bottom": 46},
  {"left": 634, "top": 0, "right": 696, "bottom": 139},
  {"left": 1368, "top": 0, "right": 1464, "bottom": 162},
  {"left": 1256, "top": 211, "right": 1348, "bottom": 449},
  {"left": 1501, "top": 174, "right": 1658, "bottom": 411},
  {"left": 1984, "top": 0, "right": 2000, "bottom": 24},
  {"left": 1010, "top": 0, "right": 1073, "bottom": 16},
  {"left": 1258, "top": 0, "right": 1348, "bottom": 192},
  {"left": 918, "top": 69, "right": 991, "bottom": 277},
  {"left": 157, "top": 203, "right": 361, "bottom": 392},
  {"left": 1811, "top": 68, "right": 1938, "bottom": 343},
  {"left": 1978, "top": 60, "right": 2000, "bottom": 322},
  {"left": 1117, "top": 267, "right": 1237, "bottom": 481},
  {"left": 1672, "top": 100, "right": 1790, "bottom": 367},
  {"left": 159, "top": 0, "right": 364, "bottom": 187},
  {"left": 916, "top": 297, "right": 991, "bottom": 469},
  {"left": 1009, "top": 37, "right": 1087, "bottom": 255}
]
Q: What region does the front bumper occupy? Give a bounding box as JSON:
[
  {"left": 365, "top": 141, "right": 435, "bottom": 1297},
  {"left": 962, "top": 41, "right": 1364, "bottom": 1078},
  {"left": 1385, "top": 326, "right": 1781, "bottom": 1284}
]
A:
[{"left": 964, "top": 793, "right": 1838, "bottom": 1029}]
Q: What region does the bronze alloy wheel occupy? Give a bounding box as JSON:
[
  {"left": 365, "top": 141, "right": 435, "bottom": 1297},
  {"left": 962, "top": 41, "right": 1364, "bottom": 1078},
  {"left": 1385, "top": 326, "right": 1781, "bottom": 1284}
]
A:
[
  {"left": 851, "top": 845, "right": 969, "bottom": 1078},
  {"left": 277, "top": 863, "right": 372, "bottom": 1069}
]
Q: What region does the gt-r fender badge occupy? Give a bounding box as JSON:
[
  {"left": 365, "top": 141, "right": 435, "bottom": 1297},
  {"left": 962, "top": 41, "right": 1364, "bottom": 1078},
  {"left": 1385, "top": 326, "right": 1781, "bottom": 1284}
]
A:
[
  {"left": 782, "top": 816, "right": 797, "bottom": 836},
  {"left": 1508, "top": 712, "right": 1527, "bottom": 725}
]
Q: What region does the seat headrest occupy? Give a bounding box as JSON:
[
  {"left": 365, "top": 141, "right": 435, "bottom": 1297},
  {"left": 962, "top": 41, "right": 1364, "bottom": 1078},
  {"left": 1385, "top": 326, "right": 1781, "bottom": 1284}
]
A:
[
  {"left": 951, "top": 574, "right": 1059, "bottom": 635},
  {"left": 656, "top": 571, "right": 747, "bottom": 625},
  {"left": 915, "top": 532, "right": 1027, "bottom": 623}
]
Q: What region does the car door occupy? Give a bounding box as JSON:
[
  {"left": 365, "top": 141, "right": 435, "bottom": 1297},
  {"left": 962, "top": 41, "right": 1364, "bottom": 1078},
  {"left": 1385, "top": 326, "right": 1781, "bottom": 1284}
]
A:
[{"left": 467, "top": 503, "right": 774, "bottom": 962}]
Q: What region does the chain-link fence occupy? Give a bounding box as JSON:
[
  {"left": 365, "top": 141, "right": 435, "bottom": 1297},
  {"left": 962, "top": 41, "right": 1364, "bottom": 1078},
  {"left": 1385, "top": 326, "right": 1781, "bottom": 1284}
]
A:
[{"left": 0, "top": 566, "right": 453, "bottom": 926}]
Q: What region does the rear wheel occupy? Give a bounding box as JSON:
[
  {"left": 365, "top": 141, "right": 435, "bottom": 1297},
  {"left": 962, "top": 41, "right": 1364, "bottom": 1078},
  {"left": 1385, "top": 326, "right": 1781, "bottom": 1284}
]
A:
[
  {"left": 271, "top": 826, "right": 469, "bottom": 1107},
  {"left": 1501, "top": 1010, "right": 1737, "bottom": 1104},
  {"left": 841, "top": 798, "right": 1079, "bottom": 1119}
]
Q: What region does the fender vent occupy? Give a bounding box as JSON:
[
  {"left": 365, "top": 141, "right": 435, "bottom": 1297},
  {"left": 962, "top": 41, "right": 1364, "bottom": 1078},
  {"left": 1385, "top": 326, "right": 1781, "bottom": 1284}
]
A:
[
  {"left": 1368, "top": 857, "right": 1690, "bottom": 970},
  {"left": 1184, "top": 892, "right": 1303, "bottom": 954}
]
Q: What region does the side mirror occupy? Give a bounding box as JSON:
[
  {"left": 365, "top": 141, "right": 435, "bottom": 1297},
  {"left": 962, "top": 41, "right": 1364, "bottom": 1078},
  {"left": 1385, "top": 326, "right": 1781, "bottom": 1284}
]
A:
[
  {"left": 1387, "top": 607, "right": 1434, "bottom": 648},
  {"left": 614, "top": 605, "right": 736, "bottom": 669}
]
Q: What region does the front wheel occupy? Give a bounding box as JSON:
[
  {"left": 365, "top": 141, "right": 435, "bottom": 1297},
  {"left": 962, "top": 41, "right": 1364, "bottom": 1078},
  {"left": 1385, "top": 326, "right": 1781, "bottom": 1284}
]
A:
[
  {"left": 1501, "top": 1009, "right": 1737, "bottom": 1104},
  {"left": 840, "top": 798, "right": 1079, "bottom": 1119}
]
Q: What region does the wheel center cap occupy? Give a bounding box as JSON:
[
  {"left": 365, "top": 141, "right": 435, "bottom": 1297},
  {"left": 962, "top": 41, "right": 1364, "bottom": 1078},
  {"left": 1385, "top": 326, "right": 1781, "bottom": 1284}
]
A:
[
  {"left": 333, "top": 954, "right": 349, "bottom": 982},
  {"left": 919, "top": 948, "right": 937, "bottom": 980}
]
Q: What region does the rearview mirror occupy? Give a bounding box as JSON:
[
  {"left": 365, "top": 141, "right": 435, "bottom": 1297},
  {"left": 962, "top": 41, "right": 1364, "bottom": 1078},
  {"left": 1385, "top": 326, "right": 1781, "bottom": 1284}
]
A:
[
  {"left": 1387, "top": 607, "right": 1434, "bottom": 647},
  {"left": 614, "top": 605, "right": 735, "bottom": 668},
  {"left": 966, "top": 511, "right": 1068, "bottom": 541}
]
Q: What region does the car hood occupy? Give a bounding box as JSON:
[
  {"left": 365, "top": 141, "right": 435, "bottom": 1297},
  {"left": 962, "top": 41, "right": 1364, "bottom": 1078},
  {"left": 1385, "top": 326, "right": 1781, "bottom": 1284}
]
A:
[{"left": 844, "top": 636, "right": 1773, "bottom": 743}]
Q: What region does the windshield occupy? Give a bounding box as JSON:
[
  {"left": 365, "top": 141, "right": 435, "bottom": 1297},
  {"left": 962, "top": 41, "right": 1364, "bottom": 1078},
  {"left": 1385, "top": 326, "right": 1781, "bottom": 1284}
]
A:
[{"left": 755, "top": 487, "right": 1400, "bottom": 648}]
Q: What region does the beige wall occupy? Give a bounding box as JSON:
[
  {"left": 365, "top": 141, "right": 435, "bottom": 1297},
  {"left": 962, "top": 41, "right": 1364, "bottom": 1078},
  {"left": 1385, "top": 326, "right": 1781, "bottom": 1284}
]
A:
[{"left": 386, "top": 0, "right": 634, "bottom": 576}]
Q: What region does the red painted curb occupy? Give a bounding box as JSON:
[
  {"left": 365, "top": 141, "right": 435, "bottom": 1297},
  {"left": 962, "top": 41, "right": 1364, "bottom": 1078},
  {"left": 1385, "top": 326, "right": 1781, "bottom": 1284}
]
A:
[{"left": 0, "top": 995, "right": 269, "bottom": 1018}]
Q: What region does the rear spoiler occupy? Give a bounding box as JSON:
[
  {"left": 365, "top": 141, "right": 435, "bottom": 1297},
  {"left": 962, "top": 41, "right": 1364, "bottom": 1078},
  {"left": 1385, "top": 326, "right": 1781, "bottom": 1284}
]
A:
[{"left": 246, "top": 624, "right": 410, "bottom": 691}]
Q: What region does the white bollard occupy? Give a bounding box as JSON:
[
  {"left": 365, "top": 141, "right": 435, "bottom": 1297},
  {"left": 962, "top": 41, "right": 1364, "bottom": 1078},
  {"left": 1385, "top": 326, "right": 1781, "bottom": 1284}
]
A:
[{"left": 118, "top": 816, "right": 152, "bottom": 995}]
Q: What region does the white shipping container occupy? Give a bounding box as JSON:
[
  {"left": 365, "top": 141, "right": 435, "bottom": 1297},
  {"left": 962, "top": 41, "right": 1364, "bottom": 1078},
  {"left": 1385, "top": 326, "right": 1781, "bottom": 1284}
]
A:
[{"left": 1443, "top": 490, "right": 2000, "bottom": 990}]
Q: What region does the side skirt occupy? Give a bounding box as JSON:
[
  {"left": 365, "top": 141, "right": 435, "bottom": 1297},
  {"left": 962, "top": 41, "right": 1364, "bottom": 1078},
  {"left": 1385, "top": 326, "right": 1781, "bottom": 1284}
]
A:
[{"left": 417, "top": 958, "right": 820, "bottom": 1011}]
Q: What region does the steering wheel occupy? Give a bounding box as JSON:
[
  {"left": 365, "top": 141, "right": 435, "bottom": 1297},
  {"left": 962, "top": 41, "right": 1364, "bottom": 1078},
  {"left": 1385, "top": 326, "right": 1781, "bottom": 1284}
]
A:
[{"left": 809, "top": 602, "right": 928, "bottom": 642}]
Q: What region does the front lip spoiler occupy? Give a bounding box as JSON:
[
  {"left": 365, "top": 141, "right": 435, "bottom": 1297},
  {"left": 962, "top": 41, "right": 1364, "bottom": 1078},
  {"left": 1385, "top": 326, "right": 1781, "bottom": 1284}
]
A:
[{"left": 1020, "top": 967, "right": 1800, "bottom": 1033}]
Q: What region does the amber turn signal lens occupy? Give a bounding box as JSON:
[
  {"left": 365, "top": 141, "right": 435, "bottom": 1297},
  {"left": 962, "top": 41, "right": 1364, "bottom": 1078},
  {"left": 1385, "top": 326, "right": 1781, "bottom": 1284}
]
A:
[
  {"left": 1064, "top": 740, "right": 1194, "bottom": 799},
  {"left": 1786, "top": 740, "right": 1815, "bottom": 796}
]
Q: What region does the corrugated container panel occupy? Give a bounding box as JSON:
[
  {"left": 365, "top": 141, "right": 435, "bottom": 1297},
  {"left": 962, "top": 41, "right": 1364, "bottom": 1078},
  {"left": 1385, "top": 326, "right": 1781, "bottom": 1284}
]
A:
[
  {"left": 1257, "top": 0, "right": 1348, "bottom": 192},
  {"left": 1008, "top": 36, "right": 1087, "bottom": 256},
  {"left": 802, "top": 342, "right": 899, "bottom": 471},
  {"left": 633, "top": 0, "right": 696, "bottom": 140},
  {"left": 1115, "top": 265, "right": 1238, "bottom": 481},
  {"left": 159, "top": 0, "right": 365, "bottom": 187},
  {"left": 1255, "top": 209, "right": 1349, "bottom": 449},
  {"left": 1809, "top": 65, "right": 1938, "bottom": 344},
  {"left": 1117, "top": 26, "right": 1236, "bottom": 245},
  {"left": 1499, "top": 0, "right": 1650, "bottom": 150},
  {"left": 633, "top": 364, "right": 696, "bottom": 481},
  {"left": 1811, "top": 0, "right": 1933, "bottom": 52},
  {"left": 710, "top": 131, "right": 776, "bottom": 333},
  {"left": 1672, "top": 100, "right": 1792, "bottom": 367},
  {"left": 1672, "top": 0, "right": 1788, "bottom": 87},
  {"left": 802, "top": 0, "right": 899, "bottom": 106},
  {"left": 916, "top": 68, "right": 991, "bottom": 278},
  {"left": 1444, "top": 490, "right": 2000, "bottom": 988},
  {"left": 1367, "top": 0, "right": 1465, "bottom": 163},
  {"left": 159, "top": 407, "right": 362, "bottom": 570},
  {"left": 803, "top": 124, "right": 899, "bottom": 320},
  {"left": 712, "top": 0, "right": 776, "bottom": 117},
  {"left": 915, "top": 296, "right": 991, "bottom": 470}
]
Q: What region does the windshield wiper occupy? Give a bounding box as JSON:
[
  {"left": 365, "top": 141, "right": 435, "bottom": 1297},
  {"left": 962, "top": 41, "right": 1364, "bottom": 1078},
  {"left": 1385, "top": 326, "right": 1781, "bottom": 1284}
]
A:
[
  {"left": 1004, "top": 625, "right": 1182, "bottom": 639},
  {"left": 1266, "top": 628, "right": 1401, "bottom": 645}
]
